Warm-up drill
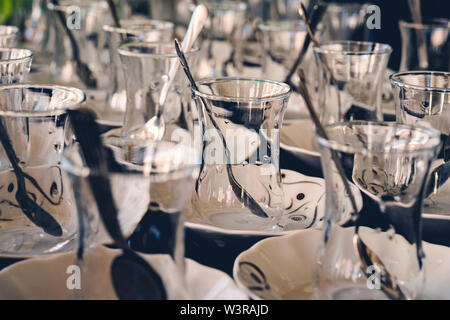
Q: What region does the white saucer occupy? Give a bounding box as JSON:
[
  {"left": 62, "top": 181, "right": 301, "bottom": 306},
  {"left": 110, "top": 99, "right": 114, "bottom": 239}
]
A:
[
  {"left": 0, "top": 245, "right": 247, "bottom": 300},
  {"left": 186, "top": 169, "right": 362, "bottom": 236},
  {"left": 233, "top": 228, "right": 450, "bottom": 300}
]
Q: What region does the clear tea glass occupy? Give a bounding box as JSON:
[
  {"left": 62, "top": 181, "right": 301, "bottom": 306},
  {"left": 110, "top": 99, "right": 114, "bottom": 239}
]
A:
[
  {"left": 321, "top": 2, "right": 373, "bottom": 42},
  {"left": 118, "top": 42, "right": 199, "bottom": 139},
  {"left": 0, "top": 25, "right": 19, "bottom": 48},
  {"left": 0, "top": 84, "right": 85, "bottom": 257},
  {"left": 0, "top": 48, "right": 33, "bottom": 84},
  {"left": 47, "top": 0, "right": 112, "bottom": 93},
  {"left": 191, "top": 77, "right": 290, "bottom": 231},
  {"left": 313, "top": 41, "right": 392, "bottom": 125},
  {"left": 102, "top": 19, "right": 174, "bottom": 124},
  {"left": 390, "top": 71, "right": 450, "bottom": 215},
  {"left": 399, "top": 19, "right": 450, "bottom": 72},
  {"left": 194, "top": 1, "right": 248, "bottom": 78},
  {"left": 313, "top": 121, "right": 441, "bottom": 300},
  {"left": 258, "top": 20, "right": 319, "bottom": 118},
  {"left": 62, "top": 138, "right": 200, "bottom": 299}
]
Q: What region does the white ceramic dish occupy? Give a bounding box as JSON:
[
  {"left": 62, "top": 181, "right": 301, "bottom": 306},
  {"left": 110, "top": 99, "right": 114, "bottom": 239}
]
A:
[
  {"left": 0, "top": 245, "right": 248, "bottom": 300},
  {"left": 186, "top": 169, "right": 362, "bottom": 236},
  {"left": 233, "top": 228, "right": 450, "bottom": 300}
]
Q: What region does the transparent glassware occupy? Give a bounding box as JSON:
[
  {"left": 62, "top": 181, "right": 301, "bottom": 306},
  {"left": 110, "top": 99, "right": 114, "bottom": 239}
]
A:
[
  {"left": 0, "top": 84, "right": 85, "bottom": 257},
  {"left": 258, "top": 20, "right": 318, "bottom": 119},
  {"left": 321, "top": 2, "right": 372, "bottom": 42},
  {"left": 313, "top": 121, "right": 441, "bottom": 300},
  {"left": 148, "top": 0, "right": 179, "bottom": 22},
  {"left": 123, "top": 0, "right": 180, "bottom": 22},
  {"left": 241, "top": 0, "right": 309, "bottom": 73},
  {"left": 62, "top": 138, "right": 200, "bottom": 299},
  {"left": 46, "top": 0, "right": 112, "bottom": 96},
  {"left": 191, "top": 78, "right": 290, "bottom": 231},
  {"left": 12, "top": 0, "right": 51, "bottom": 54},
  {"left": 194, "top": 1, "right": 248, "bottom": 78},
  {"left": 399, "top": 19, "right": 450, "bottom": 72},
  {"left": 233, "top": 0, "right": 306, "bottom": 21},
  {"left": 390, "top": 71, "right": 450, "bottom": 215},
  {"left": 102, "top": 19, "right": 174, "bottom": 124},
  {"left": 313, "top": 41, "right": 392, "bottom": 125},
  {"left": 0, "top": 48, "right": 33, "bottom": 84},
  {"left": 118, "top": 42, "right": 199, "bottom": 140},
  {"left": 0, "top": 25, "right": 19, "bottom": 48}
]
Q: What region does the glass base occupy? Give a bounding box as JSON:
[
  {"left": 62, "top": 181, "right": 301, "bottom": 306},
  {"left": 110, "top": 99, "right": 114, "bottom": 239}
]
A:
[
  {"left": 0, "top": 231, "right": 76, "bottom": 258},
  {"left": 193, "top": 208, "right": 278, "bottom": 232},
  {"left": 315, "top": 281, "right": 389, "bottom": 300}
]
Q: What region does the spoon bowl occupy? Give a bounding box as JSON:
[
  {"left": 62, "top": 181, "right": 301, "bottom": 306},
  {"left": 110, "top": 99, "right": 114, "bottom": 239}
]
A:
[{"left": 136, "top": 4, "right": 208, "bottom": 140}]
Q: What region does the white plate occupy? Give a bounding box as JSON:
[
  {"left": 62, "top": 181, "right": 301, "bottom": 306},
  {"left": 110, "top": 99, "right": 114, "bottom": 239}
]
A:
[
  {"left": 280, "top": 119, "right": 321, "bottom": 171},
  {"left": 0, "top": 245, "right": 248, "bottom": 300},
  {"left": 186, "top": 169, "right": 362, "bottom": 236},
  {"left": 233, "top": 228, "right": 450, "bottom": 300}
]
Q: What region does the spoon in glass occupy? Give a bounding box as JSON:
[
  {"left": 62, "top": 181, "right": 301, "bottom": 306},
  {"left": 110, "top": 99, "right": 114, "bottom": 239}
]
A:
[
  {"left": 134, "top": 4, "right": 208, "bottom": 140},
  {"left": 175, "top": 39, "right": 270, "bottom": 219},
  {"left": 297, "top": 69, "right": 406, "bottom": 300},
  {"left": 68, "top": 108, "right": 167, "bottom": 300}
]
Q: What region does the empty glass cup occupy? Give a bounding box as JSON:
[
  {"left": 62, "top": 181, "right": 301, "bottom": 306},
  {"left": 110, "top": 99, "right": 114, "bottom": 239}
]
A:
[
  {"left": 0, "top": 25, "right": 19, "bottom": 48},
  {"left": 243, "top": 0, "right": 308, "bottom": 72},
  {"left": 102, "top": 19, "right": 174, "bottom": 124},
  {"left": 194, "top": 1, "right": 248, "bottom": 78},
  {"left": 0, "top": 48, "right": 33, "bottom": 84},
  {"left": 321, "top": 2, "right": 373, "bottom": 42},
  {"left": 62, "top": 137, "right": 200, "bottom": 299},
  {"left": 313, "top": 41, "right": 392, "bottom": 125},
  {"left": 259, "top": 20, "right": 308, "bottom": 80},
  {"left": 399, "top": 19, "right": 450, "bottom": 72},
  {"left": 47, "top": 0, "right": 112, "bottom": 93},
  {"left": 191, "top": 77, "right": 290, "bottom": 231},
  {"left": 118, "top": 42, "right": 199, "bottom": 139},
  {"left": 258, "top": 20, "right": 317, "bottom": 119},
  {"left": 390, "top": 71, "right": 450, "bottom": 215},
  {"left": 0, "top": 84, "right": 85, "bottom": 257},
  {"left": 313, "top": 121, "right": 441, "bottom": 300}
]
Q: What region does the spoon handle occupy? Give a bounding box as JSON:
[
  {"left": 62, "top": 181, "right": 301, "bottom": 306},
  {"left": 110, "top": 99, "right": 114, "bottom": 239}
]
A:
[
  {"left": 284, "top": 1, "right": 326, "bottom": 85},
  {"left": 67, "top": 109, "right": 128, "bottom": 250},
  {"left": 158, "top": 4, "right": 208, "bottom": 107},
  {"left": 0, "top": 119, "right": 63, "bottom": 236},
  {"left": 107, "top": 0, "right": 121, "bottom": 28}
]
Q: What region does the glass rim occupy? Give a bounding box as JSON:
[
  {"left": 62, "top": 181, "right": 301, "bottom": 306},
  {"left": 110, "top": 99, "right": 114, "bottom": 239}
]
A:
[
  {"left": 320, "top": 1, "right": 372, "bottom": 11},
  {"left": 390, "top": 71, "right": 450, "bottom": 93},
  {"left": 0, "top": 25, "right": 19, "bottom": 38},
  {"left": 313, "top": 40, "right": 393, "bottom": 55},
  {"left": 189, "top": 1, "right": 247, "bottom": 12},
  {"left": 118, "top": 41, "right": 200, "bottom": 58},
  {"left": 0, "top": 48, "right": 33, "bottom": 64},
  {"left": 0, "top": 84, "right": 86, "bottom": 117},
  {"left": 193, "top": 77, "right": 291, "bottom": 103},
  {"left": 399, "top": 19, "right": 450, "bottom": 30},
  {"left": 316, "top": 121, "right": 442, "bottom": 155},
  {"left": 47, "top": 0, "right": 108, "bottom": 11},
  {"left": 257, "top": 20, "right": 306, "bottom": 33},
  {"left": 103, "top": 19, "right": 174, "bottom": 34},
  {"left": 61, "top": 137, "right": 201, "bottom": 178}
]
